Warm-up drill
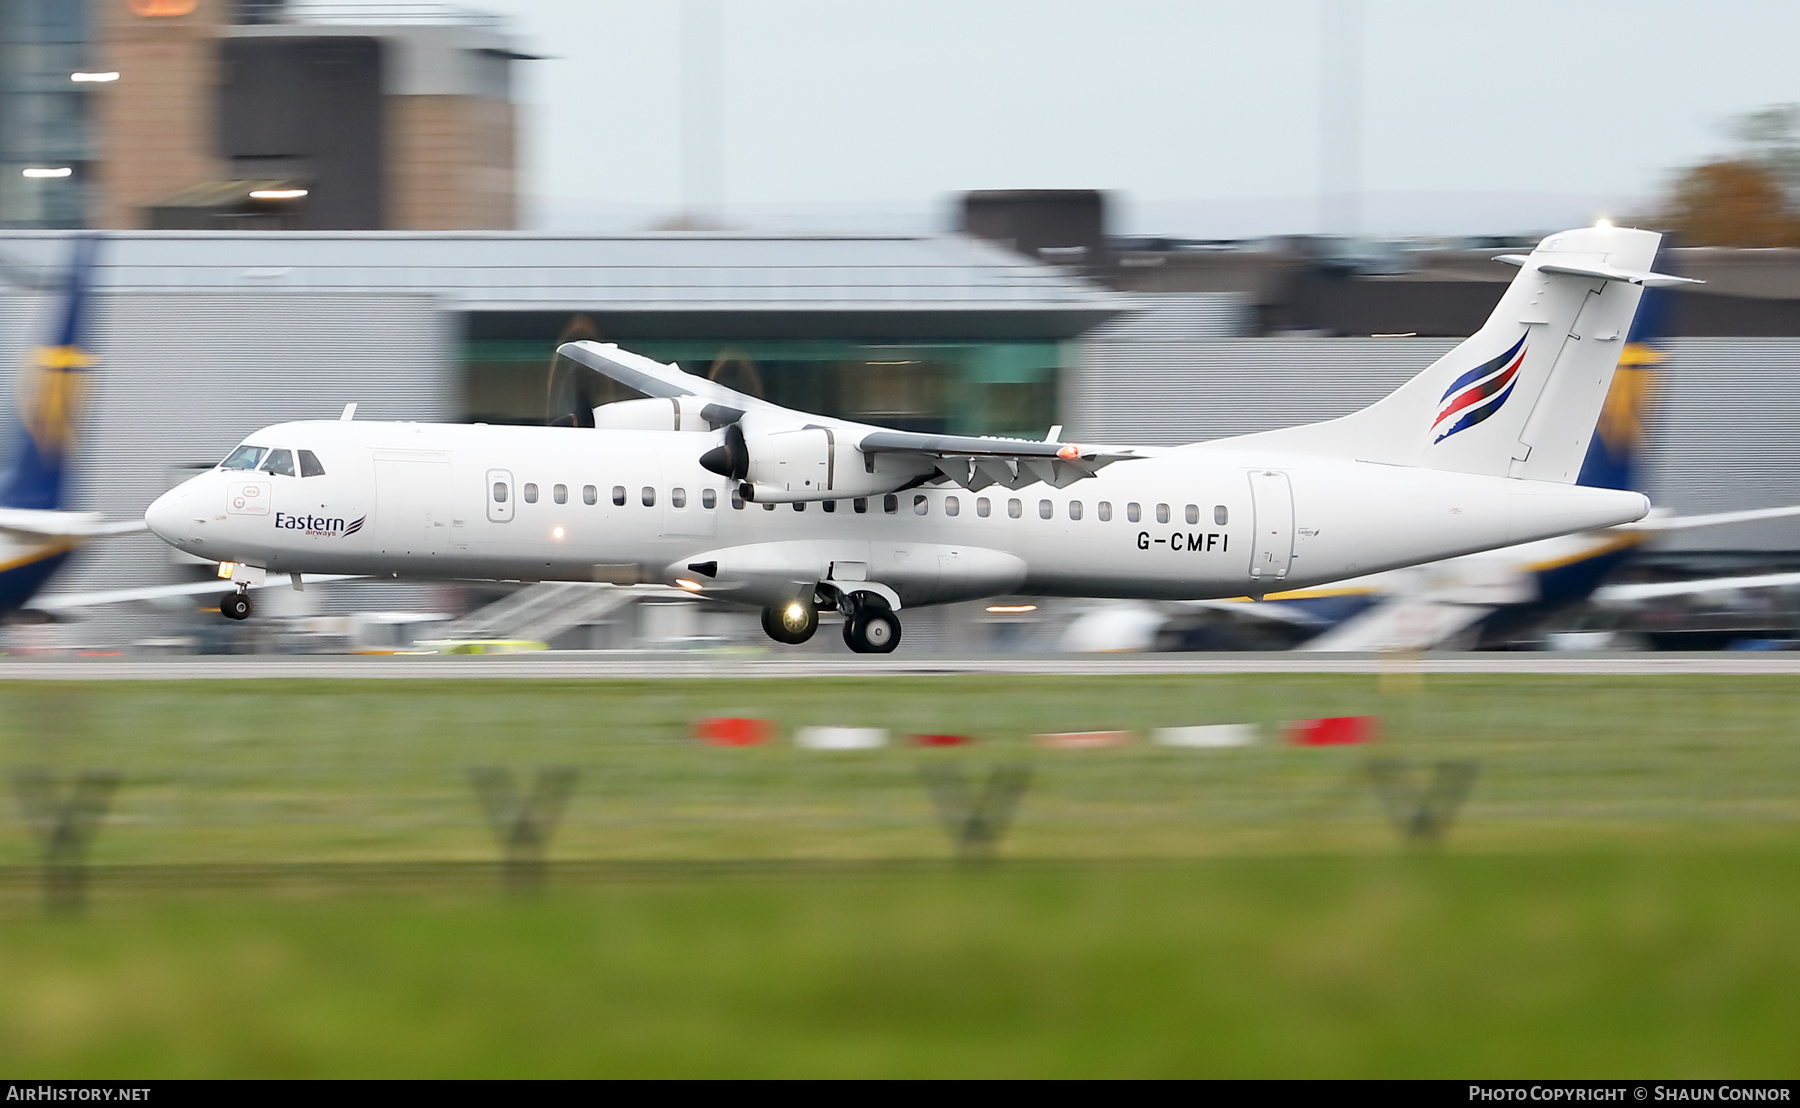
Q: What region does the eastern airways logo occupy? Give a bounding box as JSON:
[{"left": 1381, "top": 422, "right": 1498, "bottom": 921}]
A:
[
  {"left": 1432, "top": 334, "right": 1527, "bottom": 444},
  {"left": 275, "top": 512, "right": 365, "bottom": 538}
]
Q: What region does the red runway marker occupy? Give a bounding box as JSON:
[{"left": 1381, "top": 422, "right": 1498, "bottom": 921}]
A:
[
  {"left": 1287, "top": 715, "right": 1380, "bottom": 746},
  {"left": 693, "top": 717, "right": 770, "bottom": 747},
  {"left": 914, "top": 733, "right": 970, "bottom": 747}
]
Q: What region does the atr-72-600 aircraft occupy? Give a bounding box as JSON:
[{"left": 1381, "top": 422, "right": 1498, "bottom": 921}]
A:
[{"left": 145, "top": 225, "right": 1685, "bottom": 653}]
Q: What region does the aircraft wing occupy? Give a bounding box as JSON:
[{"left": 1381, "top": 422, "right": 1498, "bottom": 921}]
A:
[
  {"left": 28, "top": 573, "right": 364, "bottom": 613},
  {"left": 0, "top": 509, "right": 149, "bottom": 538},
  {"left": 1618, "top": 504, "right": 1800, "bottom": 533},
  {"left": 1593, "top": 571, "right": 1800, "bottom": 604},
  {"left": 559, "top": 340, "right": 1145, "bottom": 494}
]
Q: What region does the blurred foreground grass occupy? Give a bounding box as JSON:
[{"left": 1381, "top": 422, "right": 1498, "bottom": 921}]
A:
[{"left": 0, "top": 674, "right": 1797, "bottom": 1075}]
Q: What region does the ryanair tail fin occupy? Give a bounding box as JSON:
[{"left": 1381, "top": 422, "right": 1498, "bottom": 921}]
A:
[
  {"left": 1, "top": 235, "right": 100, "bottom": 511},
  {"left": 1574, "top": 248, "right": 1671, "bottom": 492},
  {"left": 1215, "top": 226, "right": 1697, "bottom": 483}
]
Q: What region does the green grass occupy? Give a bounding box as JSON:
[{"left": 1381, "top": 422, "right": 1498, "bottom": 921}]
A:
[{"left": 0, "top": 675, "right": 1798, "bottom": 1076}]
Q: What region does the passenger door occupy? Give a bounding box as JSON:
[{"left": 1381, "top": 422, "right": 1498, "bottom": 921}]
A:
[
  {"left": 373, "top": 453, "right": 453, "bottom": 556},
  {"left": 486, "top": 468, "right": 514, "bottom": 523},
  {"left": 1247, "top": 469, "right": 1294, "bottom": 582}
]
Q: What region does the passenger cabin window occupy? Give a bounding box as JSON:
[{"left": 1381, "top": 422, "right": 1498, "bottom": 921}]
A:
[
  {"left": 703, "top": 489, "right": 717, "bottom": 509},
  {"left": 1008, "top": 498, "right": 1022, "bottom": 519},
  {"left": 672, "top": 488, "right": 686, "bottom": 508},
  {"left": 914, "top": 494, "right": 929, "bottom": 516},
  {"left": 1127, "top": 502, "right": 1141, "bottom": 523},
  {"left": 977, "top": 497, "right": 991, "bottom": 518},
  {"left": 220, "top": 445, "right": 266, "bottom": 471},
  {"left": 523, "top": 483, "right": 539, "bottom": 504},
  {"left": 1069, "top": 501, "right": 1083, "bottom": 520},
  {"left": 1185, "top": 504, "right": 1198, "bottom": 525},
  {"left": 822, "top": 499, "right": 835, "bottom": 513},
  {"left": 554, "top": 483, "right": 568, "bottom": 505},
  {"left": 492, "top": 481, "right": 508, "bottom": 504},
  {"left": 732, "top": 489, "right": 745, "bottom": 509},
  {"left": 641, "top": 487, "right": 654, "bottom": 507},
  {"left": 583, "top": 485, "right": 598, "bottom": 505},
  {"left": 853, "top": 498, "right": 867, "bottom": 514},
  {"left": 1156, "top": 503, "right": 1170, "bottom": 524},
  {"left": 1098, "top": 501, "right": 1112, "bottom": 522},
  {"left": 1039, "top": 499, "right": 1053, "bottom": 519},
  {"left": 793, "top": 501, "right": 805, "bottom": 512},
  {"left": 612, "top": 486, "right": 626, "bottom": 506},
  {"left": 262, "top": 449, "right": 295, "bottom": 477},
  {"left": 763, "top": 501, "right": 775, "bottom": 511},
  {"left": 945, "top": 496, "right": 959, "bottom": 517},
  {"left": 1215, "top": 505, "right": 1228, "bottom": 525},
  {"left": 298, "top": 450, "right": 326, "bottom": 478},
  {"left": 884, "top": 494, "right": 899, "bottom": 514}
]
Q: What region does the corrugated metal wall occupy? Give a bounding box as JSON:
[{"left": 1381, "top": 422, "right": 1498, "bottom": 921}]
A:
[
  {"left": 1075, "top": 319, "right": 1800, "bottom": 551},
  {"left": 6, "top": 292, "right": 455, "bottom": 646}
]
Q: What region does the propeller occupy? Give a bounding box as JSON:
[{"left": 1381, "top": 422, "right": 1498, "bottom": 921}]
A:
[
  {"left": 699, "top": 421, "right": 748, "bottom": 481},
  {"left": 544, "top": 313, "right": 635, "bottom": 427}
]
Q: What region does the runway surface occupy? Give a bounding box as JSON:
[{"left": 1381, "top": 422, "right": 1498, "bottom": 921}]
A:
[{"left": 4, "top": 652, "right": 1800, "bottom": 679}]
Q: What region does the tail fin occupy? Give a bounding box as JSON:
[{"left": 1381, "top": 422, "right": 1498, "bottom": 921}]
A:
[
  {"left": 1574, "top": 247, "right": 1671, "bottom": 492},
  {"left": 1, "top": 235, "right": 100, "bottom": 511},
  {"left": 1218, "top": 226, "right": 1694, "bottom": 483}
]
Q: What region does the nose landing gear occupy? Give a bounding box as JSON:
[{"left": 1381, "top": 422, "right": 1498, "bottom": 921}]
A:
[{"left": 220, "top": 590, "right": 252, "bottom": 621}]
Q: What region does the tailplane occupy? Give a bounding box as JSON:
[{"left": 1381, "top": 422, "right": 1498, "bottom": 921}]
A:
[
  {"left": 1, "top": 235, "right": 100, "bottom": 511},
  {"left": 1213, "top": 226, "right": 1695, "bottom": 483}
]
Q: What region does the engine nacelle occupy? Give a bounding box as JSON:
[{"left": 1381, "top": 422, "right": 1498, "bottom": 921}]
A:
[
  {"left": 592, "top": 395, "right": 714, "bottom": 432},
  {"left": 700, "top": 421, "right": 936, "bottom": 502}
]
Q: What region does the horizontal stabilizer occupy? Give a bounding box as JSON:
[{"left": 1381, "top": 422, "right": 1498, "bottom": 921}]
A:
[
  {"left": 1493, "top": 254, "right": 1701, "bottom": 288},
  {"left": 1618, "top": 504, "right": 1800, "bottom": 533}
]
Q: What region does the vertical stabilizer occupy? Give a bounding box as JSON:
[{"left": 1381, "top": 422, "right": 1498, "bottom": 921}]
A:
[
  {"left": 1210, "top": 226, "right": 1695, "bottom": 483},
  {"left": 1, "top": 236, "right": 100, "bottom": 511},
  {"left": 1574, "top": 249, "right": 1671, "bottom": 492}
]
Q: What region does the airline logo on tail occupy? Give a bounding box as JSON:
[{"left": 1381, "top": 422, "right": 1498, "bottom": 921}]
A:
[
  {"left": 18, "top": 341, "right": 93, "bottom": 453},
  {"left": 1432, "top": 333, "right": 1527, "bottom": 444}
]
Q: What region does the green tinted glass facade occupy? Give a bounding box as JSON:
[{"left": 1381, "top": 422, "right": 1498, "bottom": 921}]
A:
[{"left": 464, "top": 336, "right": 1067, "bottom": 438}]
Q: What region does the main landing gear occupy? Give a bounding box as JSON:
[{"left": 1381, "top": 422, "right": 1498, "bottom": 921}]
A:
[
  {"left": 760, "top": 600, "right": 818, "bottom": 644},
  {"left": 842, "top": 605, "right": 900, "bottom": 654},
  {"left": 220, "top": 589, "right": 253, "bottom": 621},
  {"left": 757, "top": 594, "right": 903, "bottom": 653}
]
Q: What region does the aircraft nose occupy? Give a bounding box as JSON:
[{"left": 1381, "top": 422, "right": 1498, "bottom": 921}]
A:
[{"left": 144, "top": 484, "right": 194, "bottom": 544}]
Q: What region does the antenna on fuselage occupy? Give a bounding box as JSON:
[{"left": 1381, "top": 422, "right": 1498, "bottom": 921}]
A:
[{"left": 340, "top": 403, "right": 358, "bottom": 421}]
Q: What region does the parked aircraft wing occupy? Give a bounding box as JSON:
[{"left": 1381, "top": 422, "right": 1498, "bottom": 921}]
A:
[
  {"left": 1618, "top": 504, "right": 1800, "bottom": 533},
  {"left": 0, "top": 509, "right": 149, "bottom": 538},
  {"left": 27, "top": 572, "right": 364, "bottom": 613},
  {"left": 1593, "top": 572, "right": 1800, "bottom": 604}
]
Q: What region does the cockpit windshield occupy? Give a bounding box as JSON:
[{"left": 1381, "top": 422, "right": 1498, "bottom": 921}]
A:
[{"left": 219, "top": 445, "right": 267, "bottom": 471}]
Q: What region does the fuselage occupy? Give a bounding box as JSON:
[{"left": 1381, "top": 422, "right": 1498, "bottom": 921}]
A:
[{"left": 144, "top": 419, "right": 1652, "bottom": 611}]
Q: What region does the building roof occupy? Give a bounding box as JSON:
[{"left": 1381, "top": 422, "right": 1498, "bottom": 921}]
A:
[{"left": 0, "top": 230, "right": 1123, "bottom": 339}]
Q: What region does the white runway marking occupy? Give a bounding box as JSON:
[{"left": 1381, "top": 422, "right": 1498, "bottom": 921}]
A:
[{"left": 1, "top": 653, "right": 1798, "bottom": 680}]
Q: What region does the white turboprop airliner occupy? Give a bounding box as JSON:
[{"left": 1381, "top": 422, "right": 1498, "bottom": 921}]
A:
[{"left": 144, "top": 226, "right": 1686, "bottom": 653}]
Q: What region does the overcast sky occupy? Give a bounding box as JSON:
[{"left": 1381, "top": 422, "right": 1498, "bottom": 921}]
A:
[{"left": 471, "top": 0, "right": 1800, "bottom": 237}]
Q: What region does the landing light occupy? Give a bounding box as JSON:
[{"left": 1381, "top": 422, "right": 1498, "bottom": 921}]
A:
[
  {"left": 249, "top": 188, "right": 308, "bottom": 200},
  {"left": 675, "top": 578, "right": 704, "bottom": 592},
  {"left": 216, "top": 561, "right": 236, "bottom": 579},
  {"left": 71, "top": 71, "right": 119, "bottom": 82},
  {"left": 552, "top": 526, "right": 564, "bottom": 539},
  {"left": 1595, "top": 217, "right": 1613, "bottom": 229},
  {"left": 986, "top": 604, "right": 1037, "bottom": 613},
  {"left": 22, "top": 167, "right": 71, "bottom": 179}
]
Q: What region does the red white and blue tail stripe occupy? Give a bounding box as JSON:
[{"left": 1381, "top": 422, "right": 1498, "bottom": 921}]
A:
[{"left": 1432, "top": 334, "right": 1527, "bottom": 444}]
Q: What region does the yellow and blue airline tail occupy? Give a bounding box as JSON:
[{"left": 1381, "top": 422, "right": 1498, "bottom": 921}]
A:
[
  {"left": 0, "top": 236, "right": 100, "bottom": 614},
  {"left": 1, "top": 235, "right": 99, "bottom": 513}
]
